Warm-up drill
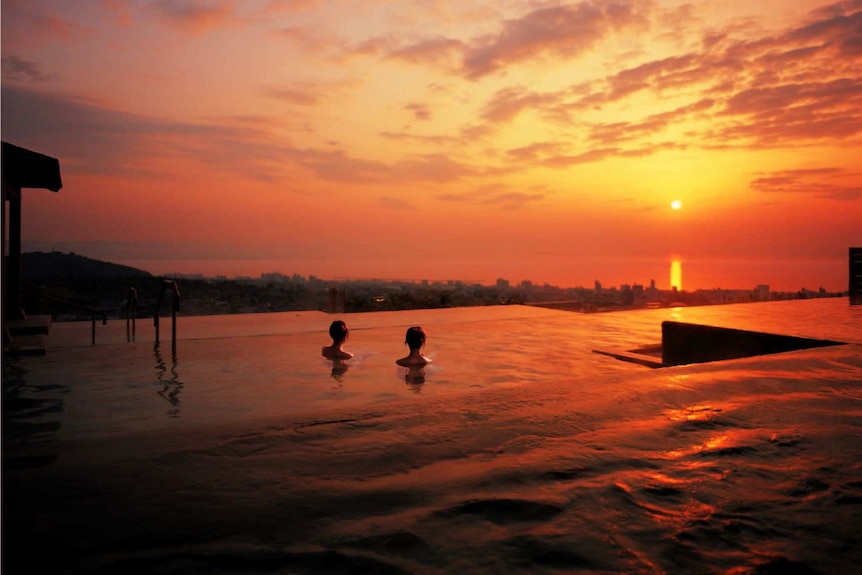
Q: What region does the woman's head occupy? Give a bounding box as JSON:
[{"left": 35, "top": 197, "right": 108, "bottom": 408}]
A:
[
  {"left": 404, "top": 326, "right": 426, "bottom": 350},
  {"left": 329, "top": 320, "right": 349, "bottom": 343}
]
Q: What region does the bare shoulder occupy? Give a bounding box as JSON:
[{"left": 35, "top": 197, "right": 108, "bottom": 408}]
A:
[
  {"left": 323, "top": 346, "right": 352, "bottom": 360},
  {"left": 396, "top": 356, "right": 429, "bottom": 367}
]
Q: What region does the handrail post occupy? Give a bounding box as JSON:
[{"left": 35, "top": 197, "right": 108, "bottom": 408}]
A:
[
  {"left": 127, "top": 287, "right": 138, "bottom": 343},
  {"left": 154, "top": 282, "right": 166, "bottom": 344},
  {"left": 170, "top": 282, "right": 180, "bottom": 356},
  {"left": 154, "top": 280, "right": 180, "bottom": 353}
]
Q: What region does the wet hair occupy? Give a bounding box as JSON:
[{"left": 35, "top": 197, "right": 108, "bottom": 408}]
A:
[
  {"left": 404, "top": 326, "right": 426, "bottom": 350},
  {"left": 329, "top": 320, "right": 349, "bottom": 343}
]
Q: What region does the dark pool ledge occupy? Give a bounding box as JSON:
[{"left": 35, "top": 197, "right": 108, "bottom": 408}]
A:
[{"left": 594, "top": 321, "right": 845, "bottom": 368}]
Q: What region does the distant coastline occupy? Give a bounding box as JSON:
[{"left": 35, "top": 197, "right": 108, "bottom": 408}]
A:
[{"left": 20, "top": 251, "right": 849, "bottom": 322}]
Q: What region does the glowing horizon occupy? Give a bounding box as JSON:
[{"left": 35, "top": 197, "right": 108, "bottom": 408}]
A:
[{"left": 3, "top": 0, "right": 860, "bottom": 291}]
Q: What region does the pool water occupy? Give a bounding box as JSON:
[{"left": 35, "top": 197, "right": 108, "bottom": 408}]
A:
[
  {"left": 2, "top": 299, "right": 850, "bottom": 442},
  {"left": 8, "top": 299, "right": 859, "bottom": 442},
  {"left": 3, "top": 298, "right": 861, "bottom": 574}
]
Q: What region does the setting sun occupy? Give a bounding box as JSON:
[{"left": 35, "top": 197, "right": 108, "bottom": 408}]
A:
[{"left": 671, "top": 200, "right": 682, "bottom": 210}]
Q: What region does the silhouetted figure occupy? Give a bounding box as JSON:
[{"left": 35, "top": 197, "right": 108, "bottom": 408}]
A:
[
  {"left": 322, "top": 320, "right": 354, "bottom": 360},
  {"left": 396, "top": 326, "right": 431, "bottom": 367}
]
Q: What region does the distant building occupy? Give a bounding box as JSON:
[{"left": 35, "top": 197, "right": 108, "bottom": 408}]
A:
[
  {"left": 620, "top": 284, "right": 634, "bottom": 306},
  {"left": 328, "top": 287, "right": 344, "bottom": 313},
  {"left": 755, "top": 284, "right": 770, "bottom": 301},
  {"left": 496, "top": 278, "right": 510, "bottom": 289},
  {"left": 594, "top": 280, "right": 602, "bottom": 294},
  {"left": 261, "top": 272, "right": 286, "bottom": 282}
]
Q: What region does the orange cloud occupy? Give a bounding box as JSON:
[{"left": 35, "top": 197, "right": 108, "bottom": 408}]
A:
[
  {"left": 750, "top": 168, "right": 862, "bottom": 201},
  {"left": 265, "top": 85, "right": 322, "bottom": 106},
  {"left": 462, "top": 2, "right": 650, "bottom": 79},
  {"left": 436, "top": 184, "right": 548, "bottom": 210},
  {"left": 403, "top": 102, "right": 432, "bottom": 121},
  {"left": 386, "top": 37, "right": 464, "bottom": 70},
  {"left": 1, "top": 0, "right": 91, "bottom": 45},
  {"left": 146, "top": 0, "right": 235, "bottom": 33}
]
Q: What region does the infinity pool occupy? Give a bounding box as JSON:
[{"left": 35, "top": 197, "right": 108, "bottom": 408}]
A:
[
  {"left": 6, "top": 299, "right": 860, "bottom": 442},
  {"left": 4, "top": 298, "right": 862, "bottom": 574}
]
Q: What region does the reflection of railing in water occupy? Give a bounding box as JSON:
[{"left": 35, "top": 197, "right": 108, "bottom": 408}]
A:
[
  {"left": 153, "top": 342, "right": 183, "bottom": 417},
  {"left": 153, "top": 280, "right": 180, "bottom": 355}
]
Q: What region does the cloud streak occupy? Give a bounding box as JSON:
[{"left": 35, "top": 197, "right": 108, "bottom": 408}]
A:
[
  {"left": 437, "top": 183, "right": 547, "bottom": 210},
  {"left": 751, "top": 168, "right": 862, "bottom": 201},
  {"left": 145, "top": 0, "right": 235, "bottom": 33},
  {"left": 1, "top": 56, "right": 55, "bottom": 82}
]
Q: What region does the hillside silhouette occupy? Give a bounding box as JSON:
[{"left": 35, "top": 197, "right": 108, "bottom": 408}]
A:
[{"left": 22, "top": 251, "right": 152, "bottom": 279}]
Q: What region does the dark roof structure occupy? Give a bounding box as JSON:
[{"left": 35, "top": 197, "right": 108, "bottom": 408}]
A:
[
  {"left": 2, "top": 141, "right": 63, "bottom": 192},
  {"left": 3, "top": 141, "right": 64, "bottom": 336}
]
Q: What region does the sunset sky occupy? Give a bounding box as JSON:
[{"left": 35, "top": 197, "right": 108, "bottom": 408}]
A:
[{"left": 3, "top": 0, "right": 861, "bottom": 291}]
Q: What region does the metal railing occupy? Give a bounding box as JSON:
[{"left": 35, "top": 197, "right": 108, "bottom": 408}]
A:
[
  {"left": 126, "top": 287, "right": 137, "bottom": 342},
  {"left": 28, "top": 291, "right": 107, "bottom": 345},
  {"left": 154, "top": 280, "right": 181, "bottom": 355},
  {"left": 23, "top": 282, "right": 180, "bottom": 348}
]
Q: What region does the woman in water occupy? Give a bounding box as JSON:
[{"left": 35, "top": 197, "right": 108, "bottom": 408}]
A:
[
  {"left": 322, "top": 320, "right": 354, "bottom": 360},
  {"left": 396, "top": 326, "right": 431, "bottom": 367}
]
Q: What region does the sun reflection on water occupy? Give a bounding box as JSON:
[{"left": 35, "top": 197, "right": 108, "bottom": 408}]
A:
[{"left": 670, "top": 259, "right": 682, "bottom": 291}]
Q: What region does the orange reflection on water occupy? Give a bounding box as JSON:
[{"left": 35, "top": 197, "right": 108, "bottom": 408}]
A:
[
  {"left": 615, "top": 471, "right": 717, "bottom": 530},
  {"left": 665, "top": 404, "right": 721, "bottom": 422},
  {"left": 670, "top": 259, "right": 682, "bottom": 291},
  {"left": 646, "top": 472, "right": 689, "bottom": 486},
  {"left": 680, "top": 499, "right": 717, "bottom": 524},
  {"left": 702, "top": 434, "right": 731, "bottom": 451}
]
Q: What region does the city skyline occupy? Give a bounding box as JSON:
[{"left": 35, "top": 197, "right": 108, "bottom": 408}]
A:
[
  {"left": 22, "top": 247, "right": 851, "bottom": 293},
  {"left": 162, "top": 258, "right": 840, "bottom": 294},
  {"left": 3, "top": 1, "right": 861, "bottom": 292}
]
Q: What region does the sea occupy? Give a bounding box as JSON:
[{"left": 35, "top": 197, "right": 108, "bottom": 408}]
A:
[{"left": 3, "top": 298, "right": 861, "bottom": 574}]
